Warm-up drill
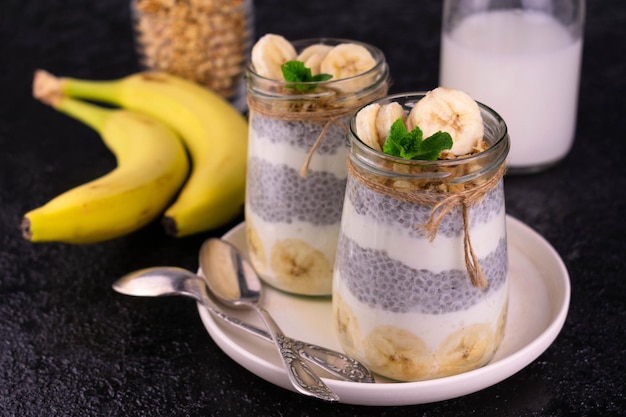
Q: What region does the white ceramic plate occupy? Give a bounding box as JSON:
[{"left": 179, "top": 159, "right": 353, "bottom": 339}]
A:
[{"left": 197, "top": 216, "right": 570, "bottom": 406}]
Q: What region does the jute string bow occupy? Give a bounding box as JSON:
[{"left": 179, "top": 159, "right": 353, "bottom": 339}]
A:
[
  {"left": 347, "top": 159, "right": 506, "bottom": 290},
  {"left": 247, "top": 85, "right": 387, "bottom": 177}
]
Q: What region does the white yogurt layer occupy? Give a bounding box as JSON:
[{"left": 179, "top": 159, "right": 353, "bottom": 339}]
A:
[
  {"left": 248, "top": 128, "right": 348, "bottom": 179},
  {"left": 340, "top": 196, "right": 507, "bottom": 273}
]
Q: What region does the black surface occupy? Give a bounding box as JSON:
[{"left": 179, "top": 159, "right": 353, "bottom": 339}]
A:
[{"left": 1, "top": 1, "right": 625, "bottom": 416}]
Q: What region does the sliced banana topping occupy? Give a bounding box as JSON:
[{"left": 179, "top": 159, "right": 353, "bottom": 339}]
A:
[
  {"left": 250, "top": 35, "right": 378, "bottom": 91},
  {"left": 245, "top": 220, "right": 267, "bottom": 269},
  {"left": 320, "top": 43, "right": 377, "bottom": 92},
  {"left": 251, "top": 34, "right": 297, "bottom": 80},
  {"left": 269, "top": 238, "right": 332, "bottom": 292},
  {"left": 434, "top": 323, "right": 494, "bottom": 377},
  {"left": 364, "top": 325, "right": 434, "bottom": 381},
  {"left": 375, "top": 102, "right": 406, "bottom": 148},
  {"left": 354, "top": 87, "right": 484, "bottom": 158},
  {"left": 355, "top": 103, "right": 382, "bottom": 151},
  {"left": 495, "top": 300, "right": 508, "bottom": 348},
  {"left": 296, "top": 44, "right": 333, "bottom": 75},
  {"left": 332, "top": 293, "right": 363, "bottom": 354},
  {"left": 407, "top": 87, "right": 484, "bottom": 156}
]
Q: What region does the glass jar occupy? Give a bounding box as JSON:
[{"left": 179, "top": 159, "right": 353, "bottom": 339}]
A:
[
  {"left": 245, "top": 38, "right": 389, "bottom": 296},
  {"left": 333, "top": 93, "right": 510, "bottom": 381},
  {"left": 131, "top": 0, "right": 253, "bottom": 112},
  {"left": 440, "top": 0, "right": 585, "bottom": 173}
]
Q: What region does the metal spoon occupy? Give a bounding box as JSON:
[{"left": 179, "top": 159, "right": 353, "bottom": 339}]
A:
[
  {"left": 113, "top": 266, "right": 374, "bottom": 385},
  {"left": 199, "top": 238, "right": 340, "bottom": 402}
]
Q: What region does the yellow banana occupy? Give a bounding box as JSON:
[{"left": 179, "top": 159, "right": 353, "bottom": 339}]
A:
[
  {"left": 22, "top": 95, "right": 189, "bottom": 243},
  {"left": 33, "top": 70, "right": 248, "bottom": 237}
]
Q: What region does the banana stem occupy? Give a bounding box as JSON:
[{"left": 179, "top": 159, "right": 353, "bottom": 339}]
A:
[
  {"left": 32, "top": 69, "right": 115, "bottom": 133},
  {"left": 54, "top": 96, "right": 111, "bottom": 134},
  {"left": 61, "top": 76, "right": 123, "bottom": 104},
  {"left": 33, "top": 69, "right": 122, "bottom": 106}
]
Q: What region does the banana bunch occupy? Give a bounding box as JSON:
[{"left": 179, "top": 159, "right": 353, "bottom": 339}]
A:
[
  {"left": 22, "top": 94, "right": 189, "bottom": 243},
  {"left": 25, "top": 70, "right": 248, "bottom": 243},
  {"left": 251, "top": 34, "right": 377, "bottom": 92},
  {"left": 356, "top": 87, "right": 484, "bottom": 156}
]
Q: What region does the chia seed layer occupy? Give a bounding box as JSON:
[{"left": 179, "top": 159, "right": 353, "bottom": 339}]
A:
[
  {"left": 346, "top": 176, "right": 505, "bottom": 239},
  {"left": 246, "top": 156, "right": 346, "bottom": 225},
  {"left": 336, "top": 235, "right": 508, "bottom": 314},
  {"left": 250, "top": 113, "right": 349, "bottom": 155}
]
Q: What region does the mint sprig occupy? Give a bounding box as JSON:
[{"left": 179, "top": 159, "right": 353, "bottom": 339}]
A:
[
  {"left": 382, "top": 119, "right": 453, "bottom": 160},
  {"left": 281, "top": 60, "right": 333, "bottom": 92}
]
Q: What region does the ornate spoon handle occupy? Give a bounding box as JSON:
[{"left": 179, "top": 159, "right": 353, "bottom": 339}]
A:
[
  {"left": 200, "top": 291, "right": 375, "bottom": 383},
  {"left": 293, "top": 341, "right": 376, "bottom": 384},
  {"left": 256, "top": 307, "right": 340, "bottom": 402}
]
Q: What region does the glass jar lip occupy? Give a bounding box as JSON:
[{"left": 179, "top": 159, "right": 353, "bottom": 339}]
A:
[
  {"left": 246, "top": 37, "right": 387, "bottom": 91},
  {"left": 349, "top": 91, "right": 510, "bottom": 169}
]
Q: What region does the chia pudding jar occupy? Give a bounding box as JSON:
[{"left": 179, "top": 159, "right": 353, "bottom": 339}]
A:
[
  {"left": 333, "top": 93, "right": 510, "bottom": 381},
  {"left": 245, "top": 38, "right": 389, "bottom": 296}
]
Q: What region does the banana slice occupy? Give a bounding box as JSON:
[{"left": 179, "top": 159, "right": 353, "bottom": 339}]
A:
[
  {"left": 269, "top": 238, "right": 332, "bottom": 292},
  {"left": 354, "top": 103, "right": 381, "bottom": 151},
  {"left": 407, "top": 87, "right": 484, "bottom": 156},
  {"left": 251, "top": 34, "right": 297, "bottom": 80},
  {"left": 296, "top": 44, "right": 333, "bottom": 75},
  {"left": 364, "top": 325, "right": 434, "bottom": 381},
  {"left": 434, "top": 323, "right": 494, "bottom": 377},
  {"left": 376, "top": 102, "right": 407, "bottom": 148},
  {"left": 332, "top": 293, "right": 363, "bottom": 355},
  {"left": 320, "top": 43, "right": 377, "bottom": 92},
  {"left": 495, "top": 300, "right": 508, "bottom": 348},
  {"left": 245, "top": 220, "right": 267, "bottom": 270}
]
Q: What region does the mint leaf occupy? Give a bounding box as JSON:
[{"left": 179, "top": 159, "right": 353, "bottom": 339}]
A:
[
  {"left": 418, "top": 131, "right": 453, "bottom": 160},
  {"left": 382, "top": 118, "right": 453, "bottom": 160},
  {"left": 281, "top": 60, "right": 332, "bottom": 92},
  {"left": 383, "top": 119, "right": 422, "bottom": 159},
  {"left": 311, "top": 73, "right": 333, "bottom": 82},
  {"left": 281, "top": 60, "right": 311, "bottom": 82}
]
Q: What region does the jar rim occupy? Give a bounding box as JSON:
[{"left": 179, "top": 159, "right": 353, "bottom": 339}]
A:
[
  {"left": 350, "top": 91, "right": 508, "bottom": 161},
  {"left": 349, "top": 91, "right": 510, "bottom": 181}
]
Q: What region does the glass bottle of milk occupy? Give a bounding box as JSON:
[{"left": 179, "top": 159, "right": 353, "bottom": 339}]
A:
[
  {"left": 440, "top": 0, "right": 585, "bottom": 173},
  {"left": 245, "top": 37, "right": 389, "bottom": 296}
]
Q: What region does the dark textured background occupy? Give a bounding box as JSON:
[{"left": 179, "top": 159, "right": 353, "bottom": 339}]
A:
[{"left": 1, "top": 1, "right": 625, "bottom": 416}]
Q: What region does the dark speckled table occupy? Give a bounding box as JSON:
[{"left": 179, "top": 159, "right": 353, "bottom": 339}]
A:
[{"left": 1, "top": 1, "right": 625, "bottom": 416}]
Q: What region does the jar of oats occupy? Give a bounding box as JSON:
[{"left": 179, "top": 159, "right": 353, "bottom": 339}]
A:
[
  {"left": 333, "top": 90, "right": 510, "bottom": 381},
  {"left": 244, "top": 35, "right": 389, "bottom": 296},
  {"left": 132, "top": 0, "right": 253, "bottom": 112}
]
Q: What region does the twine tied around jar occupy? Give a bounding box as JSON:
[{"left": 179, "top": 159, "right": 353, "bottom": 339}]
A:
[
  {"left": 347, "top": 158, "right": 506, "bottom": 290},
  {"left": 298, "top": 117, "right": 350, "bottom": 177},
  {"left": 247, "top": 83, "right": 388, "bottom": 177}
]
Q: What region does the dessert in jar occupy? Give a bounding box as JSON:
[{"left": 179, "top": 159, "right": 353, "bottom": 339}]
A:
[
  {"left": 245, "top": 34, "right": 389, "bottom": 296},
  {"left": 332, "top": 88, "right": 510, "bottom": 381}
]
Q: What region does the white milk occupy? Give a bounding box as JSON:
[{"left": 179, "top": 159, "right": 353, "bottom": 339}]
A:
[{"left": 440, "top": 10, "right": 583, "bottom": 171}]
